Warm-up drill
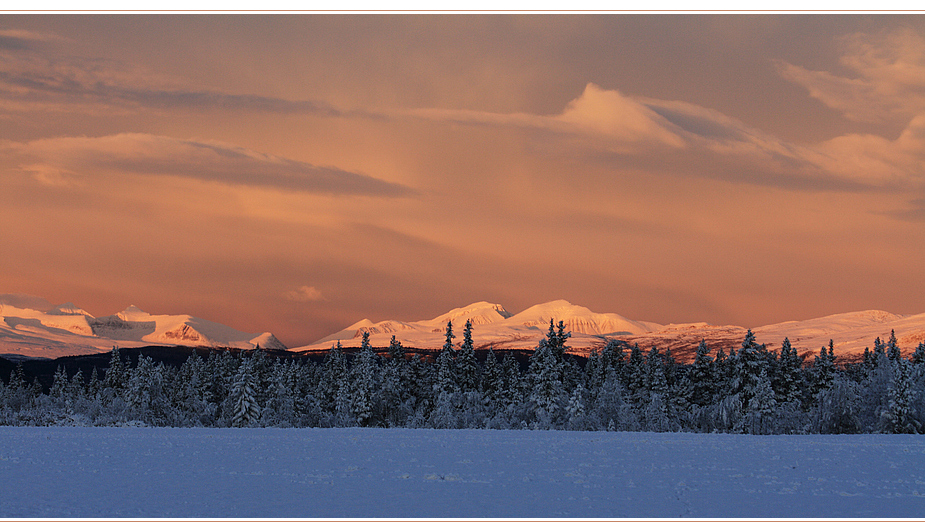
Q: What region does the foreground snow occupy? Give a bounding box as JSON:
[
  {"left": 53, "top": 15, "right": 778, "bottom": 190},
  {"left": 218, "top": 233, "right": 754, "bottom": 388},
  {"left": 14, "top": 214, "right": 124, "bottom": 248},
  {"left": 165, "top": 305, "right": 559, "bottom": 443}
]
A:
[{"left": 1, "top": 427, "right": 924, "bottom": 518}]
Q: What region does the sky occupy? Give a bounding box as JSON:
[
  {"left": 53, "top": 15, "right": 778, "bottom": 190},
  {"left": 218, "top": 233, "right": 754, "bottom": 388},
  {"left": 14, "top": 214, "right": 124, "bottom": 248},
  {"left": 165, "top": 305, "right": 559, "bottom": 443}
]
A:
[{"left": 2, "top": 14, "right": 925, "bottom": 348}]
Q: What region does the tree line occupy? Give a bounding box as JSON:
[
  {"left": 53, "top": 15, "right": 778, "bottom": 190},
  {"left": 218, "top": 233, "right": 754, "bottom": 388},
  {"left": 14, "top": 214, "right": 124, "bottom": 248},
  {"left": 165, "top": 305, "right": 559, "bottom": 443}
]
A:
[{"left": 2, "top": 320, "right": 924, "bottom": 434}]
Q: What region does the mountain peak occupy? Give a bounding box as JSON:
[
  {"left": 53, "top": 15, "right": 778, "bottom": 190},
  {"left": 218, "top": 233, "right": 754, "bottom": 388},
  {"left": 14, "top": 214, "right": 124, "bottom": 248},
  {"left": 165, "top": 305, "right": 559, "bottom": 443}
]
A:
[
  {"left": 47, "top": 302, "right": 94, "bottom": 318},
  {"left": 118, "top": 305, "right": 151, "bottom": 321}
]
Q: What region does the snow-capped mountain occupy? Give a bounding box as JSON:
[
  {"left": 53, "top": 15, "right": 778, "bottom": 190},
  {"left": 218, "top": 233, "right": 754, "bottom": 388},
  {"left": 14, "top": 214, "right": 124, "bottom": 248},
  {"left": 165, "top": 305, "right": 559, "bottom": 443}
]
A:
[
  {"left": 298, "top": 301, "right": 925, "bottom": 364},
  {"left": 296, "top": 300, "right": 665, "bottom": 352},
  {"left": 0, "top": 296, "right": 285, "bottom": 359}
]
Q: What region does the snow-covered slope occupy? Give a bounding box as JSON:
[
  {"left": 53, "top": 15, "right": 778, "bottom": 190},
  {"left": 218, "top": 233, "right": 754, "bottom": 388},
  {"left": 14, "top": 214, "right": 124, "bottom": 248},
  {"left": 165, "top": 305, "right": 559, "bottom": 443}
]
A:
[
  {"left": 507, "top": 300, "right": 660, "bottom": 336},
  {"left": 297, "top": 300, "right": 664, "bottom": 352},
  {"left": 299, "top": 301, "right": 925, "bottom": 364},
  {"left": 1, "top": 297, "right": 285, "bottom": 359},
  {"left": 616, "top": 310, "right": 925, "bottom": 364}
]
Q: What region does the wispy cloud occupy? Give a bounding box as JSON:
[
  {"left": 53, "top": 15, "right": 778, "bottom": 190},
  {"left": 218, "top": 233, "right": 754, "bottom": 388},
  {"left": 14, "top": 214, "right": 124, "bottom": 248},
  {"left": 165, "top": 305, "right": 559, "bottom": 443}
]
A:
[
  {"left": 776, "top": 28, "right": 925, "bottom": 123},
  {"left": 405, "top": 83, "right": 687, "bottom": 152},
  {"left": 0, "top": 34, "right": 344, "bottom": 116},
  {"left": 0, "top": 28, "right": 66, "bottom": 50},
  {"left": 8, "top": 133, "right": 415, "bottom": 197},
  {"left": 284, "top": 286, "right": 326, "bottom": 303}
]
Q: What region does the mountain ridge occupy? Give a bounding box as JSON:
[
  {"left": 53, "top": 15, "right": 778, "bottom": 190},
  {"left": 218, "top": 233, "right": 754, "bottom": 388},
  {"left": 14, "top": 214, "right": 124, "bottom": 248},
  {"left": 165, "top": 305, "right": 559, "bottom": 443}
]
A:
[
  {"left": 296, "top": 301, "right": 925, "bottom": 364},
  {"left": 1, "top": 297, "right": 285, "bottom": 359}
]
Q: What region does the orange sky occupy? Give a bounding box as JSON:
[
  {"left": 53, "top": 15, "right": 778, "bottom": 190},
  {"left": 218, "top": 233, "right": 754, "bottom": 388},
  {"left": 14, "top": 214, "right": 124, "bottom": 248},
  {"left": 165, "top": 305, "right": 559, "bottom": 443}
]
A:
[{"left": 2, "top": 14, "right": 925, "bottom": 348}]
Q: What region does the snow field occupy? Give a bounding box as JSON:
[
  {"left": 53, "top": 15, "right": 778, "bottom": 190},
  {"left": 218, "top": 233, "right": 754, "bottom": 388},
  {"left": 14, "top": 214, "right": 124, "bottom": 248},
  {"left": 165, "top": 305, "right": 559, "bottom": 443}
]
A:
[{"left": 2, "top": 427, "right": 925, "bottom": 519}]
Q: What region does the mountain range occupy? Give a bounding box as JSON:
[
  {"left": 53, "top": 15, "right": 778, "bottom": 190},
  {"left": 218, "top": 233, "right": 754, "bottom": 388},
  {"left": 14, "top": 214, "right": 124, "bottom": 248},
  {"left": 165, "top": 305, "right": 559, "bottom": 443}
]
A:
[
  {"left": 0, "top": 294, "right": 285, "bottom": 359},
  {"left": 296, "top": 300, "right": 925, "bottom": 364},
  {"left": 3, "top": 293, "right": 924, "bottom": 364}
]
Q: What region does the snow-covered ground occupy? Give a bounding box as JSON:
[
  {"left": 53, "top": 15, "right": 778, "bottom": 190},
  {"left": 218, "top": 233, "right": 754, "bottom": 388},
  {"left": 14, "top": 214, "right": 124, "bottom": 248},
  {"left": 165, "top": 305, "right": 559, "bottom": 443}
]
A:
[{"left": 1, "top": 427, "right": 924, "bottom": 519}]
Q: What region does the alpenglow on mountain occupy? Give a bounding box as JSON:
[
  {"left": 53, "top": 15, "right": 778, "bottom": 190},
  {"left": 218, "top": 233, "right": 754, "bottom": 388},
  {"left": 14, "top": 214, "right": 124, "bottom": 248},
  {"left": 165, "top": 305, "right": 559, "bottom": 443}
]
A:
[
  {"left": 0, "top": 295, "right": 285, "bottom": 359},
  {"left": 297, "top": 300, "right": 925, "bottom": 364}
]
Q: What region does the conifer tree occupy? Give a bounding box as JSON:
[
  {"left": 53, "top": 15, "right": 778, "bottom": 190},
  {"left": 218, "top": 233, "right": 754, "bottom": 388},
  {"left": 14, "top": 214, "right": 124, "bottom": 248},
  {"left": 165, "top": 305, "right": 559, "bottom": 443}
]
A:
[
  {"left": 456, "top": 320, "right": 480, "bottom": 393},
  {"left": 880, "top": 358, "right": 921, "bottom": 434},
  {"left": 481, "top": 347, "right": 503, "bottom": 407},
  {"left": 744, "top": 366, "right": 777, "bottom": 435},
  {"left": 230, "top": 357, "right": 260, "bottom": 427},
  {"left": 526, "top": 341, "right": 565, "bottom": 428},
  {"left": 887, "top": 330, "right": 902, "bottom": 362},
  {"left": 690, "top": 340, "right": 714, "bottom": 407},
  {"left": 811, "top": 341, "right": 837, "bottom": 400},
  {"left": 774, "top": 337, "right": 804, "bottom": 406},
  {"left": 913, "top": 343, "right": 925, "bottom": 366},
  {"left": 349, "top": 332, "right": 382, "bottom": 427}
]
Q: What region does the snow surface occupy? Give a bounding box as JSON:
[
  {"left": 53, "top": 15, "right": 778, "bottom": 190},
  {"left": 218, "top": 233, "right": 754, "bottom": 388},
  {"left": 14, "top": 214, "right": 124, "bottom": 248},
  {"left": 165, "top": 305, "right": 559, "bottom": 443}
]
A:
[
  {"left": 1, "top": 426, "right": 924, "bottom": 518},
  {"left": 0, "top": 301, "right": 284, "bottom": 359}
]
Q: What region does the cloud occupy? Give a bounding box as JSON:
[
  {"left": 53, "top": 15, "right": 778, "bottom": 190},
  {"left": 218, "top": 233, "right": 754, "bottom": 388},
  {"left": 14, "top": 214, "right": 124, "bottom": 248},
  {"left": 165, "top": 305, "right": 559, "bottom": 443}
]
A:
[
  {"left": 284, "top": 286, "right": 326, "bottom": 303},
  {"left": 776, "top": 28, "right": 925, "bottom": 123},
  {"left": 808, "top": 113, "right": 925, "bottom": 188},
  {"left": 0, "top": 39, "right": 344, "bottom": 116},
  {"left": 0, "top": 28, "right": 65, "bottom": 50},
  {"left": 405, "top": 83, "right": 687, "bottom": 152},
  {"left": 9, "top": 133, "right": 415, "bottom": 197}
]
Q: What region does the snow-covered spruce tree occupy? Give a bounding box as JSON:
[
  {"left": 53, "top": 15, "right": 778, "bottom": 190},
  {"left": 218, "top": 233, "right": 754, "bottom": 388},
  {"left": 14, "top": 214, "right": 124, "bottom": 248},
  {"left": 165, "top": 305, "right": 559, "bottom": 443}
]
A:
[
  {"left": 320, "top": 340, "right": 349, "bottom": 419},
  {"left": 125, "top": 355, "right": 171, "bottom": 426},
  {"left": 774, "top": 337, "right": 804, "bottom": 408},
  {"left": 730, "top": 330, "right": 769, "bottom": 412},
  {"left": 810, "top": 372, "right": 862, "bottom": 434},
  {"left": 434, "top": 321, "right": 458, "bottom": 398},
  {"left": 456, "top": 320, "right": 480, "bottom": 394},
  {"left": 103, "top": 347, "right": 126, "bottom": 391},
  {"left": 229, "top": 357, "right": 260, "bottom": 428},
  {"left": 742, "top": 366, "right": 777, "bottom": 435},
  {"left": 810, "top": 341, "right": 837, "bottom": 403},
  {"left": 380, "top": 335, "right": 410, "bottom": 427},
  {"left": 349, "top": 332, "right": 383, "bottom": 427},
  {"left": 711, "top": 347, "right": 731, "bottom": 401},
  {"left": 873, "top": 337, "right": 887, "bottom": 365},
  {"left": 566, "top": 384, "right": 592, "bottom": 431},
  {"left": 481, "top": 347, "right": 502, "bottom": 405},
  {"left": 546, "top": 319, "right": 571, "bottom": 363},
  {"left": 642, "top": 346, "right": 670, "bottom": 431},
  {"left": 526, "top": 340, "right": 566, "bottom": 429},
  {"left": 689, "top": 339, "right": 714, "bottom": 408},
  {"left": 913, "top": 342, "right": 925, "bottom": 365},
  {"left": 625, "top": 343, "right": 647, "bottom": 406},
  {"left": 483, "top": 351, "right": 523, "bottom": 429},
  {"left": 887, "top": 330, "right": 902, "bottom": 363},
  {"left": 593, "top": 365, "right": 636, "bottom": 431},
  {"left": 170, "top": 352, "right": 213, "bottom": 427},
  {"left": 880, "top": 358, "right": 921, "bottom": 434}
]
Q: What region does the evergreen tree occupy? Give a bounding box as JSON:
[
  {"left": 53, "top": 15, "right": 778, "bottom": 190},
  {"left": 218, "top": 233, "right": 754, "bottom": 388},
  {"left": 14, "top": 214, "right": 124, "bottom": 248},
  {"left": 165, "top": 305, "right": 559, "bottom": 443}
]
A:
[
  {"left": 880, "top": 359, "right": 921, "bottom": 434},
  {"left": 230, "top": 357, "right": 260, "bottom": 427},
  {"left": 104, "top": 347, "right": 126, "bottom": 391},
  {"left": 732, "top": 330, "right": 768, "bottom": 410},
  {"left": 349, "top": 332, "right": 382, "bottom": 427},
  {"left": 381, "top": 336, "right": 409, "bottom": 427},
  {"left": 811, "top": 373, "right": 862, "bottom": 434},
  {"left": 625, "top": 343, "right": 647, "bottom": 405},
  {"left": 690, "top": 340, "right": 714, "bottom": 407},
  {"left": 434, "top": 321, "right": 458, "bottom": 397},
  {"left": 774, "top": 337, "right": 804, "bottom": 407},
  {"left": 887, "top": 330, "right": 902, "bottom": 362},
  {"left": 913, "top": 343, "right": 925, "bottom": 366},
  {"left": 481, "top": 347, "right": 503, "bottom": 407},
  {"left": 743, "top": 366, "right": 777, "bottom": 435},
  {"left": 811, "top": 340, "right": 837, "bottom": 400},
  {"left": 320, "top": 341, "right": 349, "bottom": 415},
  {"left": 526, "top": 341, "right": 565, "bottom": 428},
  {"left": 456, "top": 320, "right": 480, "bottom": 393}
]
